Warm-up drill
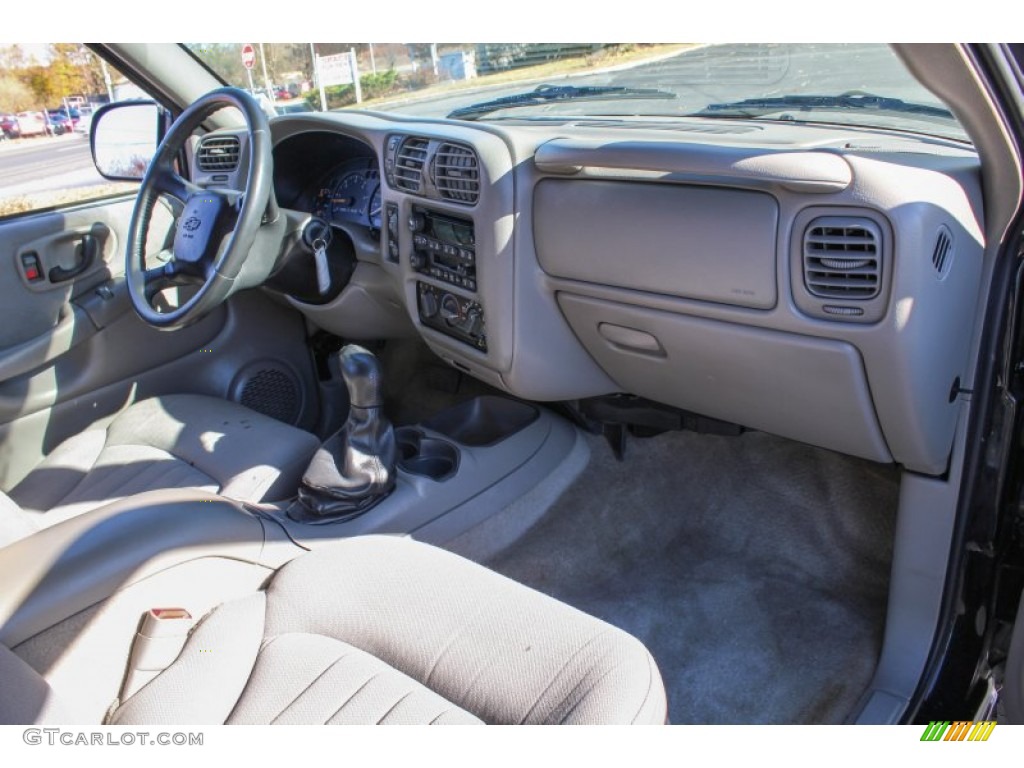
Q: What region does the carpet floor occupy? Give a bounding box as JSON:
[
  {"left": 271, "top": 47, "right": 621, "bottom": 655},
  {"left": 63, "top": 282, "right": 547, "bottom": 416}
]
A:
[{"left": 482, "top": 428, "right": 900, "bottom": 724}]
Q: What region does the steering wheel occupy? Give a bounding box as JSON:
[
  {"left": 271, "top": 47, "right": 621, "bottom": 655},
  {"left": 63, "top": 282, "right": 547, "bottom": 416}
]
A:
[{"left": 125, "top": 87, "right": 277, "bottom": 330}]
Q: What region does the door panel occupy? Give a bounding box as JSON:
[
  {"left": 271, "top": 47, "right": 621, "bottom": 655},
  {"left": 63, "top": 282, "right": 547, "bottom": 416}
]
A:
[
  {"left": 0, "top": 197, "right": 175, "bottom": 349},
  {"left": 0, "top": 194, "right": 229, "bottom": 488},
  {"left": 0, "top": 286, "right": 318, "bottom": 490}
]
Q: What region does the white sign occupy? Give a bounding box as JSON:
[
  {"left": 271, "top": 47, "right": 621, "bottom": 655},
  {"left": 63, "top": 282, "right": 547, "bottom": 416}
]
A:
[
  {"left": 241, "top": 44, "right": 256, "bottom": 70},
  {"left": 319, "top": 53, "right": 355, "bottom": 86}
]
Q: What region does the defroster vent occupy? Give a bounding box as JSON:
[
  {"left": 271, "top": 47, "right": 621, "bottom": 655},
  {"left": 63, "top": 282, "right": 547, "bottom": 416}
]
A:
[
  {"left": 803, "top": 217, "right": 882, "bottom": 300},
  {"left": 433, "top": 143, "right": 480, "bottom": 204},
  {"left": 196, "top": 136, "right": 241, "bottom": 173}
]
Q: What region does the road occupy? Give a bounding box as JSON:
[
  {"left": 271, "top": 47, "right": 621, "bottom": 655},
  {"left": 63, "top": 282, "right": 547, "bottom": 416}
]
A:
[{"left": 0, "top": 134, "right": 103, "bottom": 197}]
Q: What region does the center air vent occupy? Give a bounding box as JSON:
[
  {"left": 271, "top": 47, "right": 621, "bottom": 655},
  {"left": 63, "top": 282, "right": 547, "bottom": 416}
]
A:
[
  {"left": 433, "top": 143, "right": 480, "bottom": 204},
  {"left": 803, "top": 217, "right": 882, "bottom": 300},
  {"left": 196, "top": 136, "right": 241, "bottom": 173},
  {"left": 394, "top": 136, "right": 430, "bottom": 194}
]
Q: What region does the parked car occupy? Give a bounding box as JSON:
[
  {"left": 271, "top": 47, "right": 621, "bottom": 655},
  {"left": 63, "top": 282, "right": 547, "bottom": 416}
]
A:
[
  {"left": 54, "top": 105, "right": 81, "bottom": 129},
  {"left": 14, "top": 111, "right": 51, "bottom": 137},
  {"left": 72, "top": 105, "right": 93, "bottom": 134},
  {"left": 0, "top": 114, "right": 19, "bottom": 140},
  {"left": 0, "top": 42, "right": 1022, "bottom": 733},
  {"left": 44, "top": 111, "right": 70, "bottom": 135},
  {"left": 275, "top": 98, "right": 312, "bottom": 114}
]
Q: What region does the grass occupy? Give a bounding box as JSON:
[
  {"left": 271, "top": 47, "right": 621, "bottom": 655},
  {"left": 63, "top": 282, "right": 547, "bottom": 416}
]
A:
[{"left": 0, "top": 182, "right": 136, "bottom": 217}]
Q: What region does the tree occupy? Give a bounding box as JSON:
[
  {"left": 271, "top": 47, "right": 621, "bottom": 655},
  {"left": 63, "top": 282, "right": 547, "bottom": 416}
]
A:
[
  {"left": 0, "top": 45, "right": 29, "bottom": 70},
  {"left": 264, "top": 43, "right": 311, "bottom": 84},
  {"left": 186, "top": 43, "right": 247, "bottom": 88},
  {"left": 3, "top": 45, "right": 111, "bottom": 109},
  {"left": 0, "top": 74, "right": 34, "bottom": 113}
]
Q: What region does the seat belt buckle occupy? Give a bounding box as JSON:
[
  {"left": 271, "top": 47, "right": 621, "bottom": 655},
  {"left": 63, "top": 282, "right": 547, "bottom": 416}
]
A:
[{"left": 118, "top": 607, "right": 195, "bottom": 702}]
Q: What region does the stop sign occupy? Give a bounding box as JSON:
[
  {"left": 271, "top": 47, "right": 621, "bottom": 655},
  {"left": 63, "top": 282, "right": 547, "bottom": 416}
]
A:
[{"left": 241, "top": 44, "right": 256, "bottom": 70}]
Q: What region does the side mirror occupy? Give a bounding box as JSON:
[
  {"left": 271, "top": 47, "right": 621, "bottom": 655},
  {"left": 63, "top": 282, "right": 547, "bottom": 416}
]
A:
[{"left": 89, "top": 101, "right": 161, "bottom": 181}]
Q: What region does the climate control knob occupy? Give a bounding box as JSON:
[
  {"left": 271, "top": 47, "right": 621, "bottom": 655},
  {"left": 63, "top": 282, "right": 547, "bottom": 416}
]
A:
[
  {"left": 440, "top": 294, "right": 462, "bottom": 325},
  {"left": 465, "top": 305, "right": 484, "bottom": 337},
  {"left": 418, "top": 289, "right": 439, "bottom": 319}
]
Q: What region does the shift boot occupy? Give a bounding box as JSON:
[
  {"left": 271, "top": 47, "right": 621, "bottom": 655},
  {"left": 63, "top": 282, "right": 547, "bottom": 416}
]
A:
[{"left": 290, "top": 345, "right": 396, "bottom": 522}]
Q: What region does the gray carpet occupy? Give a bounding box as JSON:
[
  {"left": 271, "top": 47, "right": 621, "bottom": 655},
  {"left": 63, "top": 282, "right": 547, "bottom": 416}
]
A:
[{"left": 482, "top": 429, "right": 900, "bottom": 724}]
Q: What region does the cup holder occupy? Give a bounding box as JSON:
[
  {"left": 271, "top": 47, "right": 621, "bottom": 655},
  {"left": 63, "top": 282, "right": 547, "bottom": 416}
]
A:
[
  {"left": 422, "top": 396, "right": 539, "bottom": 447},
  {"left": 395, "top": 427, "right": 459, "bottom": 481}
]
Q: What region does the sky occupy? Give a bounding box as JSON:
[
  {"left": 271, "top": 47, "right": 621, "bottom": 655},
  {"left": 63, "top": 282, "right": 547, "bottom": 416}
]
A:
[{"left": 0, "top": 1, "right": 1008, "bottom": 44}]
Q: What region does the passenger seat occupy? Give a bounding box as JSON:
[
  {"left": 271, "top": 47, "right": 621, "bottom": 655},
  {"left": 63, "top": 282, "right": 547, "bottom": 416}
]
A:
[{"left": 1, "top": 536, "right": 668, "bottom": 725}]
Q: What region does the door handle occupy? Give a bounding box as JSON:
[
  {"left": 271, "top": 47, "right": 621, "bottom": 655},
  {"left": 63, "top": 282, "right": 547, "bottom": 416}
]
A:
[{"left": 48, "top": 234, "right": 97, "bottom": 283}]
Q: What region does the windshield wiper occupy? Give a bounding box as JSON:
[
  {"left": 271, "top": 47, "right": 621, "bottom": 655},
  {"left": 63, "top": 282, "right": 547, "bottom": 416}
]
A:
[
  {"left": 447, "top": 84, "right": 677, "bottom": 120},
  {"left": 693, "top": 93, "right": 954, "bottom": 120}
]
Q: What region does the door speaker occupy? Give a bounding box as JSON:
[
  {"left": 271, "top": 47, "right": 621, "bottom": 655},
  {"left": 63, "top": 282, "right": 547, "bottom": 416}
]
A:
[{"left": 229, "top": 360, "right": 303, "bottom": 425}]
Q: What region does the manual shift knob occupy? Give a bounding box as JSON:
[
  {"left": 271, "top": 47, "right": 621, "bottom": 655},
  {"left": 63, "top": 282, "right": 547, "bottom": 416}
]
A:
[
  {"left": 290, "top": 343, "right": 396, "bottom": 523},
  {"left": 339, "top": 345, "right": 384, "bottom": 409}
]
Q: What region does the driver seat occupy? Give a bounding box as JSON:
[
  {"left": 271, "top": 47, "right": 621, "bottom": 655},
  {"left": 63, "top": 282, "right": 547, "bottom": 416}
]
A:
[{"left": 0, "top": 394, "right": 320, "bottom": 548}]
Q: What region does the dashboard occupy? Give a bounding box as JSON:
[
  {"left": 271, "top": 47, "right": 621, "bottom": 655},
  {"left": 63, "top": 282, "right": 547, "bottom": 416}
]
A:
[{"left": 193, "top": 111, "right": 987, "bottom": 478}]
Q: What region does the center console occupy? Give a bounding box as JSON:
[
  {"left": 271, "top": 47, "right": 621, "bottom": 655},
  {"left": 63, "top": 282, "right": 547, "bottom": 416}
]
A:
[
  {"left": 408, "top": 205, "right": 488, "bottom": 351},
  {"left": 277, "top": 394, "right": 583, "bottom": 548}
]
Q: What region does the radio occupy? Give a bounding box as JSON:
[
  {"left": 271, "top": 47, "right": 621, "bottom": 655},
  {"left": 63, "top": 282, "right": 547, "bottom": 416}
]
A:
[{"left": 407, "top": 207, "right": 477, "bottom": 292}]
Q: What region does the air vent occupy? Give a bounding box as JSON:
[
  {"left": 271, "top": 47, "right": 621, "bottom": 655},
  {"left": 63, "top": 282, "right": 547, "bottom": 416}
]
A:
[
  {"left": 394, "top": 136, "right": 430, "bottom": 194},
  {"left": 803, "top": 217, "right": 882, "bottom": 300},
  {"left": 931, "top": 225, "right": 954, "bottom": 278},
  {"left": 433, "top": 143, "right": 480, "bottom": 204},
  {"left": 197, "top": 136, "right": 240, "bottom": 173}
]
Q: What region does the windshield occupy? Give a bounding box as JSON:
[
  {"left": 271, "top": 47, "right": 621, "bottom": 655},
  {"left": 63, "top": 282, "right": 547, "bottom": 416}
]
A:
[{"left": 184, "top": 43, "right": 968, "bottom": 143}]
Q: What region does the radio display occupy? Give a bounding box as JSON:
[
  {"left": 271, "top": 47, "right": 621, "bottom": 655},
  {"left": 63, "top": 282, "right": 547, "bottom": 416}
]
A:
[{"left": 427, "top": 214, "right": 474, "bottom": 247}]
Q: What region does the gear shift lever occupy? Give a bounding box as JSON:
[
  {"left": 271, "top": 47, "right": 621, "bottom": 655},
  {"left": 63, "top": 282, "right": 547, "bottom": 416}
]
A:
[{"left": 290, "top": 345, "right": 397, "bottom": 522}]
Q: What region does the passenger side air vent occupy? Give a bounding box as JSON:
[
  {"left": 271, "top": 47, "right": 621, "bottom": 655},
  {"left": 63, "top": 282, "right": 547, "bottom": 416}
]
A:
[
  {"left": 394, "top": 136, "right": 430, "bottom": 194},
  {"left": 196, "top": 136, "right": 241, "bottom": 172},
  {"left": 931, "top": 225, "right": 954, "bottom": 279},
  {"left": 802, "top": 217, "right": 882, "bottom": 300},
  {"left": 433, "top": 143, "right": 480, "bottom": 204}
]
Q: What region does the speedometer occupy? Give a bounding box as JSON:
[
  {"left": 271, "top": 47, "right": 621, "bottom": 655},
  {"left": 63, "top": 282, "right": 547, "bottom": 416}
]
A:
[
  {"left": 308, "top": 158, "right": 383, "bottom": 230},
  {"left": 333, "top": 171, "right": 367, "bottom": 217}
]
